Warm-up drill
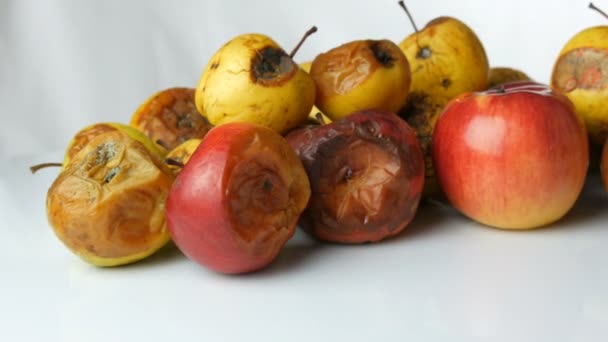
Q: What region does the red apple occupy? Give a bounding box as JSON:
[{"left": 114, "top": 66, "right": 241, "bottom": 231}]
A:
[
  {"left": 166, "top": 122, "right": 311, "bottom": 274},
  {"left": 286, "top": 110, "right": 424, "bottom": 243},
  {"left": 432, "top": 82, "right": 589, "bottom": 229},
  {"left": 602, "top": 139, "right": 608, "bottom": 191}
]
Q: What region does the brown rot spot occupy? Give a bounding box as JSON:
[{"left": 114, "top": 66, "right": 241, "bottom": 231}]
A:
[
  {"left": 553, "top": 48, "right": 608, "bottom": 92},
  {"left": 416, "top": 46, "right": 432, "bottom": 59},
  {"left": 210, "top": 61, "right": 220, "bottom": 70},
  {"left": 441, "top": 78, "right": 451, "bottom": 89},
  {"left": 369, "top": 41, "right": 395, "bottom": 67},
  {"left": 251, "top": 46, "right": 297, "bottom": 87}
]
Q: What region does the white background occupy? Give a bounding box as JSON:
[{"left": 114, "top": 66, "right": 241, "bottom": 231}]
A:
[
  {"left": 2, "top": 1, "right": 608, "bottom": 341},
  {"left": 2, "top": 0, "right": 608, "bottom": 158}
]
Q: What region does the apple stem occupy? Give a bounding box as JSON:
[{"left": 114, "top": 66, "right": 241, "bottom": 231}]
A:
[
  {"left": 165, "top": 158, "right": 185, "bottom": 168},
  {"left": 589, "top": 3, "right": 608, "bottom": 20},
  {"left": 155, "top": 139, "right": 171, "bottom": 150},
  {"left": 315, "top": 112, "right": 328, "bottom": 125},
  {"left": 30, "top": 162, "right": 62, "bottom": 174},
  {"left": 398, "top": 1, "right": 419, "bottom": 34},
  {"left": 289, "top": 26, "right": 318, "bottom": 59}
]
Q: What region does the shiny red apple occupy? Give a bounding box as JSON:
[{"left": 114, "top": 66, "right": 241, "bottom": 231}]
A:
[
  {"left": 432, "top": 82, "right": 589, "bottom": 229},
  {"left": 286, "top": 110, "right": 424, "bottom": 243},
  {"left": 166, "top": 122, "right": 311, "bottom": 274}
]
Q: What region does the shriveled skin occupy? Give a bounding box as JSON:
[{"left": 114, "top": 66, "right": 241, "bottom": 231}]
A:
[
  {"left": 47, "top": 130, "right": 174, "bottom": 266},
  {"left": 195, "top": 34, "right": 315, "bottom": 134},
  {"left": 551, "top": 26, "right": 608, "bottom": 145},
  {"left": 399, "top": 92, "right": 449, "bottom": 198},
  {"left": 488, "top": 67, "right": 531, "bottom": 89},
  {"left": 63, "top": 123, "right": 163, "bottom": 168},
  {"left": 166, "top": 123, "right": 310, "bottom": 274},
  {"left": 602, "top": 139, "right": 608, "bottom": 192},
  {"left": 286, "top": 110, "right": 424, "bottom": 243},
  {"left": 165, "top": 138, "right": 202, "bottom": 176},
  {"left": 310, "top": 40, "right": 411, "bottom": 121},
  {"left": 130, "top": 87, "right": 212, "bottom": 153},
  {"left": 399, "top": 17, "right": 489, "bottom": 101}
]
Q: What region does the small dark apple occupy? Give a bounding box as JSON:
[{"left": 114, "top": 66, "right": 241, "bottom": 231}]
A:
[
  {"left": 432, "top": 82, "right": 589, "bottom": 229},
  {"left": 166, "top": 122, "right": 311, "bottom": 274},
  {"left": 286, "top": 110, "right": 424, "bottom": 243}
]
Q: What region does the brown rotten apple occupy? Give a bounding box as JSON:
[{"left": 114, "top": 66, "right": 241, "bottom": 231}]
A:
[
  {"left": 286, "top": 110, "right": 424, "bottom": 243},
  {"left": 166, "top": 122, "right": 311, "bottom": 274}
]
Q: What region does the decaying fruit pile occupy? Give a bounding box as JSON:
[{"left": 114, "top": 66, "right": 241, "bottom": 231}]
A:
[{"left": 34, "top": 2, "right": 608, "bottom": 274}]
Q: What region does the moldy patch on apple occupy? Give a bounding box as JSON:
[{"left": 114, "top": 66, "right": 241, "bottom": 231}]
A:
[{"left": 552, "top": 48, "right": 608, "bottom": 92}]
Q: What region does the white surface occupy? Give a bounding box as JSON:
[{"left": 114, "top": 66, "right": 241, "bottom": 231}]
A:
[
  {"left": 2, "top": 1, "right": 608, "bottom": 341},
  {"left": 2, "top": 152, "right": 608, "bottom": 342}
]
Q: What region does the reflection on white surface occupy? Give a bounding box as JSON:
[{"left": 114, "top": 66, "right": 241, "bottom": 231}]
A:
[{"left": 1, "top": 152, "right": 608, "bottom": 342}]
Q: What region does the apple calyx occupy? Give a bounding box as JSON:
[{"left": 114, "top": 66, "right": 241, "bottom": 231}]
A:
[
  {"left": 589, "top": 2, "right": 608, "bottom": 20},
  {"left": 251, "top": 26, "right": 317, "bottom": 86},
  {"left": 30, "top": 162, "right": 63, "bottom": 174},
  {"left": 369, "top": 41, "right": 396, "bottom": 66}
]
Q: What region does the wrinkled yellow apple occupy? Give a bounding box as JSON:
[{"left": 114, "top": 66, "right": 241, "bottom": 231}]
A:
[
  {"left": 47, "top": 130, "right": 174, "bottom": 267},
  {"left": 399, "top": 17, "right": 489, "bottom": 101},
  {"left": 195, "top": 33, "right": 315, "bottom": 134},
  {"left": 310, "top": 39, "right": 411, "bottom": 121},
  {"left": 130, "top": 87, "right": 212, "bottom": 153},
  {"left": 64, "top": 122, "right": 164, "bottom": 168},
  {"left": 551, "top": 26, "right": 608, "bottom": 144}
]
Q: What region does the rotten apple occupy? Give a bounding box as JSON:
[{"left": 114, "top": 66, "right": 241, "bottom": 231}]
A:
[
  {"left": 165, "top": 122, "right": 311, "bottom": 274},
  {"left": 432, "top": 82, "right": 589, "bottom": 229},
  {"left": 286, "top": 110, "right": 424, "bottom": 243}
]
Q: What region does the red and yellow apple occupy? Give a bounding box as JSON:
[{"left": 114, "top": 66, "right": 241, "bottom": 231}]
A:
[
  {"left": 165, "top": 122, "right": 311, "bottom": 274},
  {"left": 432, "top": 82, "right": 589, "bottom": 229}
]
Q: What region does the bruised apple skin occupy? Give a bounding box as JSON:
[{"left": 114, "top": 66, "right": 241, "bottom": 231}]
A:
[
  {"left": 64, "top": 122, "right": 163, "bottom": 168},
  {"left": 166, "top": 123, "right": 311, "bottom": 274},
  {"left": 286, "top": 110, "right": 424, "bottom": 243},
  {"left": 46, "top": 130, "right": 174, "bottom": 266},
  {"left": 130, "top": 87, "right": 212, "bottom": 153}
]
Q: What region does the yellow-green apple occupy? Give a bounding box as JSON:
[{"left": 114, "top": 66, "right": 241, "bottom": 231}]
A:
[
  {"left": 286, "top": 110, "right": 424, "bottom": 243},
  {"left": 165, "top": 122, "right": 311, "bottom": 274},
  {"left": 432, "top": 82, "right": 589, "bottom": 229},
  {"left": 551, "top": 2, "right": 608, "bottom": 145}
]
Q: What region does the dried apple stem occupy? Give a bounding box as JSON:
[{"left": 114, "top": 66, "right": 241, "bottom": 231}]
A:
[
  {"left": 165, "top": 158, "right": 185, "bottom": 168},
  {"left": 315, "top": 112, "right": 328, "bottom": 126},
  {"left": 155, "top": 139, "right": 171, "bottom": 150},
  {"left": 589, "top": 3, "right": 608, "bottom": 20},
  {"left": 30, "top": 162, "right": 62, "bottom": 174},
  {"left": 289, "top": 26, "right": 318, "bottom": 58},
  {"left": 398, "top": 1, "right": 419, "bottom": 34}
]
